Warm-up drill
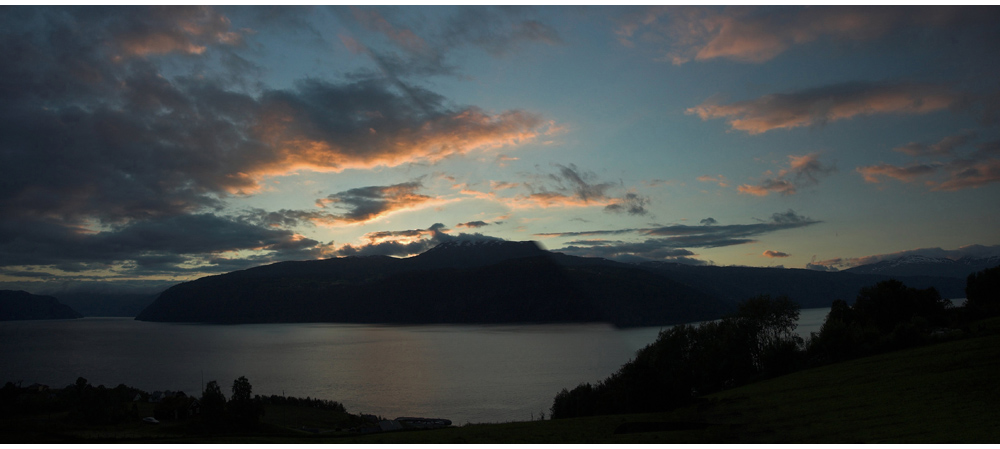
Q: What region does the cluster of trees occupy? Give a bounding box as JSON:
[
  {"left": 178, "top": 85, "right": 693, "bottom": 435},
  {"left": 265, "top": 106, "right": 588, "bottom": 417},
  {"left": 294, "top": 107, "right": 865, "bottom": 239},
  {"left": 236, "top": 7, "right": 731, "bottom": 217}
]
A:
[
  {"left": 1, "top": 373, "right": 357, "bottom": 433},
  {"left": 198, "top": 376, "right": 264, "bottom": 430},
  {"left": 256, "top": 394, "right": 347, "bottom": 413},
  {"left": 196, "top": 376, "right": 350, "bottom": 430},
  {"left": 552, "top": 266, "right": 1000, "bottom": 420},
  {"left": 806, "top": 280, "right": 950, "bottom": 361},
  {"left": 551, "top": 295, "right": 803, "bottom": 419},
  {"left": 0, "top": 377, "right": 144, "bottom": 425}
]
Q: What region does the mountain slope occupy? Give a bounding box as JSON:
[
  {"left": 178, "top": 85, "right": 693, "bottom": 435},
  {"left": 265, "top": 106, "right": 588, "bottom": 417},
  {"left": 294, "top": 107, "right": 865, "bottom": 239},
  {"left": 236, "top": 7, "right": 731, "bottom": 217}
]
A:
[
  {"left": 0, "top": 290, "right": 83, "bottom": 321},
  {"left": 136, "top": 240, "right": 728, "bottom": 327},
  {"left": 845, "top": 255, "right": 1000, "bottom": 279},
  {"left": 636, "top": 262, "right": 966, "bottom": 309},
  {"left": 136, "top": 240, "right": 972, "bottom": 326}
]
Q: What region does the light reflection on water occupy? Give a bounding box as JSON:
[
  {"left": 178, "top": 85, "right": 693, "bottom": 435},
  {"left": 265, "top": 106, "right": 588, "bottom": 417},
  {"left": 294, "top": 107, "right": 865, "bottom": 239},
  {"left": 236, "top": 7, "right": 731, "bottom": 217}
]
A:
[
  {"left": 1, "top": 319, "right": 662, "bottom": 423},
  {"left": 0, "top": 304, "right": 934, "bottom": 424}
]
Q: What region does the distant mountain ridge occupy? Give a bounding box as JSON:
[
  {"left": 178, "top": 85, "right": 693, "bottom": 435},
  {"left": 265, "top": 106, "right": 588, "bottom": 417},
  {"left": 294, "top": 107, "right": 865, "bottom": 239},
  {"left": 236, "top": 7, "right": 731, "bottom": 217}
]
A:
[
  {"left": 136, "top": 240, "right": 974, "bottom": 327},
  {"left": 845, "top": 255, "right": 1000, "bottom": 279},
  {"left": 136, "top": 240, "right": 727, "bottom": 327},
  {"left": 0, "top": 290, "right": 83, "bottom": 321}
]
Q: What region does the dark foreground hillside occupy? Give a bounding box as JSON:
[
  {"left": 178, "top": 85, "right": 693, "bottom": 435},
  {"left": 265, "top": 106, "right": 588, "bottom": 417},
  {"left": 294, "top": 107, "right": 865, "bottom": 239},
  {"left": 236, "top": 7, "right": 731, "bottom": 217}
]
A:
[{"left": 338, "top": 328, "right": 1000, "bottom": 443}]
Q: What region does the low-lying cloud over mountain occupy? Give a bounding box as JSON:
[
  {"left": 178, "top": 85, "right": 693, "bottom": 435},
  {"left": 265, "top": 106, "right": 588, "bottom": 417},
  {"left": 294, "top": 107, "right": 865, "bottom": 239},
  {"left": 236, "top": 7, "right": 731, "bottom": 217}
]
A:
[{"left": 807, "top": 244, "right": 1000, "bottom": 272}]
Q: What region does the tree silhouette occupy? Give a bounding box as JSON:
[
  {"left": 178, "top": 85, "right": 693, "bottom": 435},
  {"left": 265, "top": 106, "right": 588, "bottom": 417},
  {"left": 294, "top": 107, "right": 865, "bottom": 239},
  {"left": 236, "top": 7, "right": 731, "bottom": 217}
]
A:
[
  {"left": 200, "top": 380, "right": 226, "bottom": 425},
  {"left": 809, "top": 280, "right": 949, "bottom": 360},
  {"left": 228, "top": 376, "right": 262, "bottom": 429},
  {"left": 551, "top": 294, "right": 803, "bottom": 419},
  {"left": 230, "top": 376, "right": 252, "bottom": 403},
  {"left": 965, "top": 266, "right": 1000, "bottom": 319}
]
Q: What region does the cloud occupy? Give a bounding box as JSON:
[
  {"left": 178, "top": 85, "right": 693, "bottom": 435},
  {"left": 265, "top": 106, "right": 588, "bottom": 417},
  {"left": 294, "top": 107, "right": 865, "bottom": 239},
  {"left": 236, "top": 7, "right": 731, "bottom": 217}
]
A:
[
  {"left": 604, "top": 192, "right": 650, "bottom": 216},
  {"left": 110, "top": 6, "right": 245, "bottom": 57},
  {"left": 805, "top": 262, "right": 839, "bottom": 272},
  {"left": 456, "top": 221, "right": 490, "bottom": 228},
  {"left": 856, "top": 162, "right": 943, "bottom": 184},
  {"left": 762, "top": 250, "right": 790, "bottom": 258},
  {"left": 739, "top": 153, "right": 836, "bottom": 196},
  {"left": 503, "top": 164, "right": 651, "bottom": 213},
  {"left": 339, "top": 6, "right": 561, "bottom": 80},
  {"left": 539, "top": 209, "right": 819, "bottom": 250},
  {"left": 333, "top": 223, "right": 503, "bottom": 257},
  {"left": 894, "top": 132, "right": 977, "bottom": 157},
  {"left": 0, "top": 8, "right": 550, "bottom": 232},
  {"left": 700, "top": 218, "right": 718, "bottom": 226},
  {"left": 614, "top": 6, "right": 1000, "bottom": 65},
  {"left": 314, "top": 181, "right": 435, "bottom": 224},
  {"left": 687, "top": 81, "right": 959, "bottom": 134},
  {"left": 553, "top": 239, "right": 703, "bottom": 263},
  {"left": 858, "top": 137, "right": 1000, "bottom": 191},
  {"left": 808, "top": 244, "right": 1000, "bottom": 271},
  {"left": 697, "top": 174, "right": 729, "bottom": 187},
  {"left": 0, "top": 213, "right": 334, "bottom": 277},
  {"left": 933, "top": 158, "right": 1000, "bottom": 191}
]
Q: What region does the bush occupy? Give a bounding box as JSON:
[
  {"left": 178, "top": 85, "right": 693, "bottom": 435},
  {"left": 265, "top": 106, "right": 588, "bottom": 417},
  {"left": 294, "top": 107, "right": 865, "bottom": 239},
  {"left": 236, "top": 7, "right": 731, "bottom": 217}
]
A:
[
  {"left": 808, "top": 280, "right": 949, "bottom": 361},
  {"left": 551, "top": 295, "right": 802, "bottom": 419}
]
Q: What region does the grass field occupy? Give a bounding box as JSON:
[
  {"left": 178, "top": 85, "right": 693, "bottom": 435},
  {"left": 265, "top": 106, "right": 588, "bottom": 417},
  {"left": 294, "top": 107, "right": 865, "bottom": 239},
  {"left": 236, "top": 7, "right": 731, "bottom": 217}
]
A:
[{"left": 4, "top": 330, "right": 998, "bottom": 443}]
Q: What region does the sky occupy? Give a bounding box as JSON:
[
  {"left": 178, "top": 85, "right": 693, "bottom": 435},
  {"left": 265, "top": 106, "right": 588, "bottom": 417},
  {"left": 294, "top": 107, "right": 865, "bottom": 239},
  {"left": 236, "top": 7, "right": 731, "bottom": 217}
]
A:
[{"left": 2, "top": 5, "right": 999, "bottom": 293}]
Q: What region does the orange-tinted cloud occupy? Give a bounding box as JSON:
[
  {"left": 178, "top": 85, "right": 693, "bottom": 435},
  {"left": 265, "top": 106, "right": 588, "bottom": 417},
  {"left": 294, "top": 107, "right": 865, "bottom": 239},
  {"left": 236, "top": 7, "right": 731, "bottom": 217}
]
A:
[
  {"left": 114, "top": 6, "right": 244, "bottom": 57},
  {"left": 252, "top": 97, "right": 548, "bottom": 179},
  {"left": 856, "top": 162, "right": 942, "bottom": 184},
  {"left": 762, "top": 250, "right": 790, "bottom": 258},
  {"left": 739, "top": 153, "right": 835, "bottom": 196},
  {"left": 697, "top": 174, "right": 729, "bottom": 187},
  {"left": 312, "top": 181, "right": 436, "bottom": 225},
  {"left": 737, "top": 180, "right": 795, "bottom": 197},
  {"left": 861, "top": 135, "right": 1000, "bottom": 191},
  {"left": 689, "top": 82, "right": 958, "bottom": 134},
  {"left": 511, "top": 192, "right": 614, "bottom": 210},
  {"left": 931, "top": 158, "right": 1000, "bottom": 191}
]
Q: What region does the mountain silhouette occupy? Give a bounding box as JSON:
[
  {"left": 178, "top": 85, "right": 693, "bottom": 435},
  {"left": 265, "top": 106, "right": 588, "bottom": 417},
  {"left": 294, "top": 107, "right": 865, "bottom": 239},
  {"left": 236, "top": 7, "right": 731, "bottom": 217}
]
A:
[
  {"left": 136, "top": 240, "right": 968, "bottom": 326},
  {"left": 0, "top": 290, "right": 83, "bottom": 321},
  {"left": 136, "top": 240, "right": 725, "bottom": 327}
]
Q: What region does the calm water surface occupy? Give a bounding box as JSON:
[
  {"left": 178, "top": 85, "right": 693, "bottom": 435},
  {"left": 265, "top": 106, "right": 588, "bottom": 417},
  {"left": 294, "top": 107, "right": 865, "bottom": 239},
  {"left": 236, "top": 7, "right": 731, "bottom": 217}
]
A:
[{"left": 1, "top": 308, "right": 832, "bottom": 424}]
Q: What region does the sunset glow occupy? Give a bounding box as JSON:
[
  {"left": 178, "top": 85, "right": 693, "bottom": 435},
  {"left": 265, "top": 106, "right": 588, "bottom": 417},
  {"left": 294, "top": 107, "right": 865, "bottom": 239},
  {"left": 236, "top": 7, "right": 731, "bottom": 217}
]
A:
[{"left": 1, "top": 5, "right": 998, "bottom": 292}]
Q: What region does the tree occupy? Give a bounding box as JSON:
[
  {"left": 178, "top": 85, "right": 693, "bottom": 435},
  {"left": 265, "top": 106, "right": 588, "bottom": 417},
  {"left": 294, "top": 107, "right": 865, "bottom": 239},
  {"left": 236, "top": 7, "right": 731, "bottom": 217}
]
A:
[
  {"left": 550, "top": 295, "right": 805, "bottom": 419},
  {"left": 809, "top": 280, "right": 950, "bottom": 361},
  {"left": 231, "top": 376, "right": 252, "bottom": 403},
  {"left": 200, "top": 380, "right": 226, "bottom": 424},
  {"left": 728, "top": 295, "right": 802, "bottom": 373},
  {"left": 228, "top": 376, "right": 262, "bottom": 428},
  {"left": 965, "top": 266, "right": 1000, "bottom": 319},
  {"left": 853, "top": 280, "right": 948, "bottom": 333}
]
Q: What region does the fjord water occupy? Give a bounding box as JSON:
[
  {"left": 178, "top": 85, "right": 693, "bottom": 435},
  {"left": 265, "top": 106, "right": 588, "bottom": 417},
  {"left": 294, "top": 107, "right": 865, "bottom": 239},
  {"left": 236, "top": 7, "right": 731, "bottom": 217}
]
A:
[{"left": 2, "top": 309, "right": 831, "bottom": 424}]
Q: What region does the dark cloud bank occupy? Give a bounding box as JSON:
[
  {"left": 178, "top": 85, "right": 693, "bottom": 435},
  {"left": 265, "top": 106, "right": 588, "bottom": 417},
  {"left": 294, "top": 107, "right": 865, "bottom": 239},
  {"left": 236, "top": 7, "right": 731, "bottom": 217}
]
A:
[{"left": 543, "top": 210, "right": 819, "bottom": 263}]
